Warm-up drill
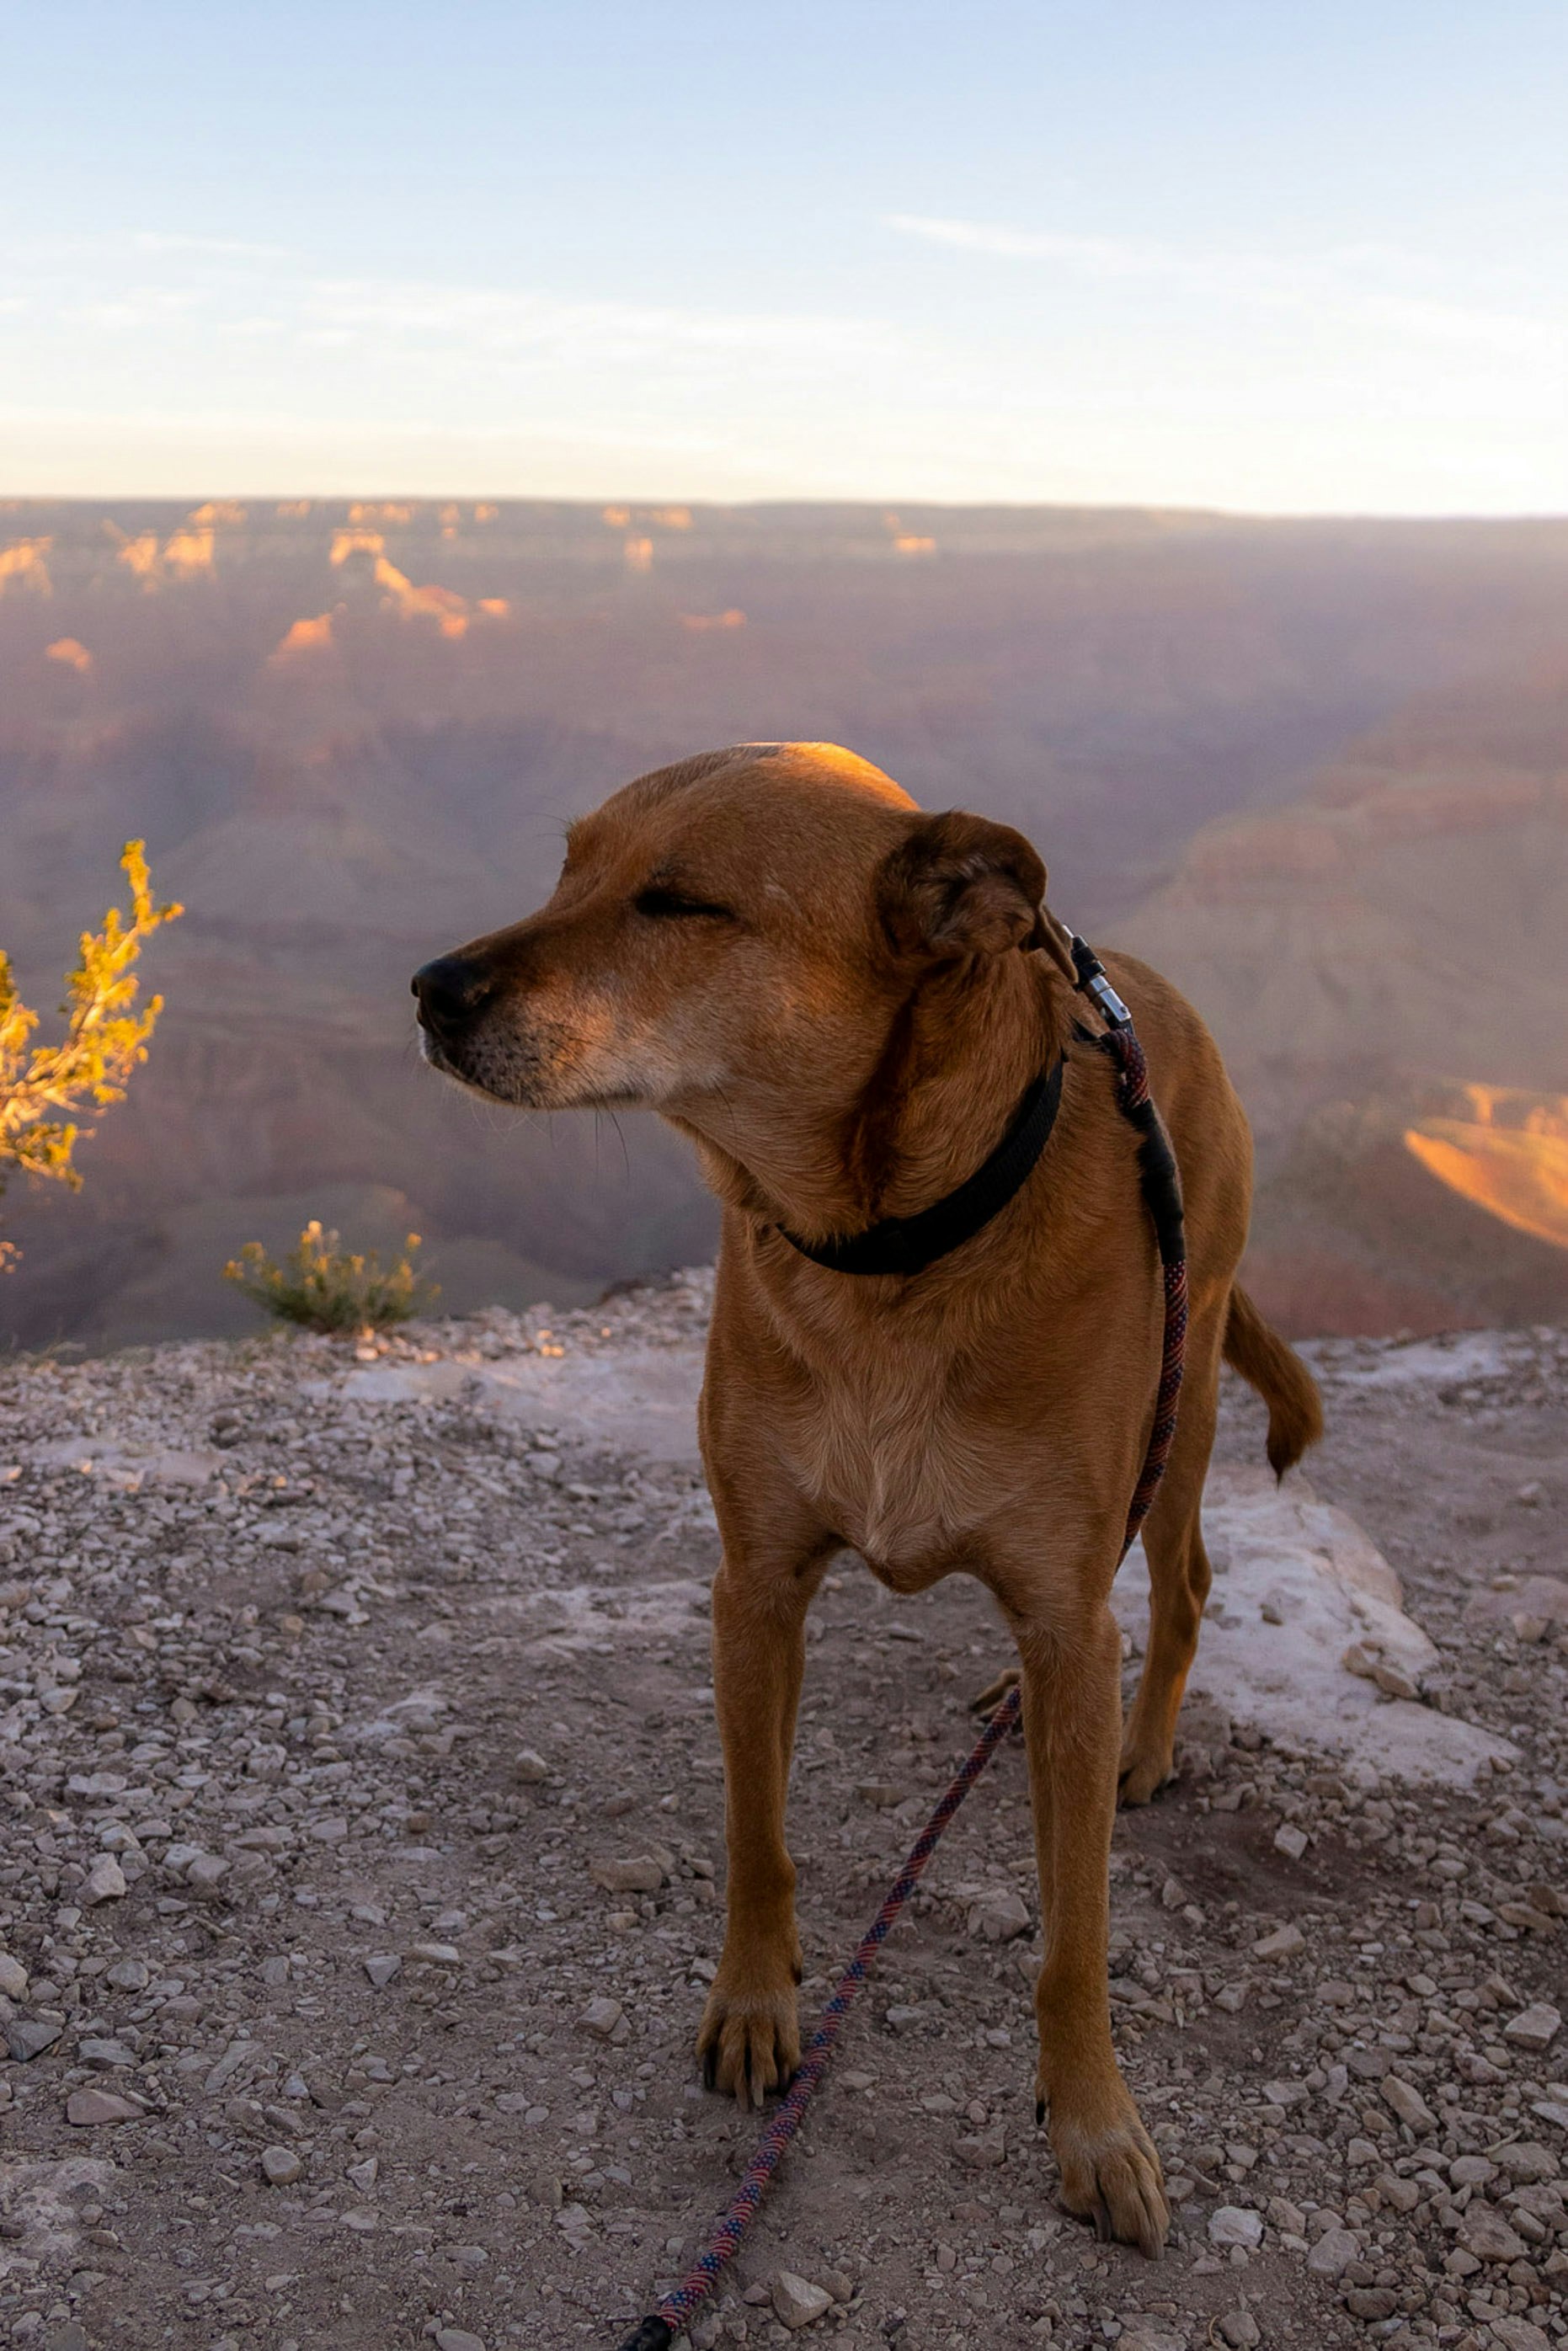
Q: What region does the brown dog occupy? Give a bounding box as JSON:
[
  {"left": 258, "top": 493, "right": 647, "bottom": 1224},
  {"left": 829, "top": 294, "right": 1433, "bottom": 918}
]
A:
[{"left": 413, "top": 741, "right": 1321, "bottom": 2255}]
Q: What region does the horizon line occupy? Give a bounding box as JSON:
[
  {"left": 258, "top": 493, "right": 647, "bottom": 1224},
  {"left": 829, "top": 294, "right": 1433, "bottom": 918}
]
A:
[{"left": 4, "top": 491, "right": 1567, "bottom": 528}]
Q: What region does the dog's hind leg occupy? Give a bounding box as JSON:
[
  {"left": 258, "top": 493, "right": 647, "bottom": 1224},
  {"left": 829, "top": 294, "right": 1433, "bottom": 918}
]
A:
[{"left": 1117, "top": 1301, "right": 1225, "bottom": 1805}]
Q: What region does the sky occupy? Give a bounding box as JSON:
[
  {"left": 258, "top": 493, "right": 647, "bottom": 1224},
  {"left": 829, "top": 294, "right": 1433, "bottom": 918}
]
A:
[{"left": 3, "top": 1, "right": 1565, "bottom": 513}]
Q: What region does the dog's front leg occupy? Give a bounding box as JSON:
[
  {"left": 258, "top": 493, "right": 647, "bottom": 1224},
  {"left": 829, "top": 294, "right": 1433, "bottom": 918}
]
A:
[
  {"left": 1015, "top": 1587, "right": 1170, "bottom": 2256},
  {"left": 697, "top": 1529, "right": 826, "bottom": 2110}
]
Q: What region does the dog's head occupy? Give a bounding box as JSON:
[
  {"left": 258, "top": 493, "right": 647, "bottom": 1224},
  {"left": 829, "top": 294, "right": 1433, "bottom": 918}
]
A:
[{"left": 413, "top": 741, "right": 1053, "bottom": 1133}]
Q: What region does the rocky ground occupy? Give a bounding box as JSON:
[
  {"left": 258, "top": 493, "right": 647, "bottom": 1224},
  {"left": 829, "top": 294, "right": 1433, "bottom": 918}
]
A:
[{"left": 0, "top": 1276, "right": 1564, "bottom": 2351}]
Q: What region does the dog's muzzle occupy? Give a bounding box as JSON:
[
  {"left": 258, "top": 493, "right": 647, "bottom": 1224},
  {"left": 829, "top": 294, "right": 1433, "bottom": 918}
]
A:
[{"left": 411, "top": 955, "right": 497, "bottom": 1052}]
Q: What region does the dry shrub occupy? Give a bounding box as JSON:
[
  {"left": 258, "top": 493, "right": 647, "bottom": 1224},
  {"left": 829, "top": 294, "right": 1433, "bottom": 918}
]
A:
[{"left": 224, "top": 1221, "right": 435, "bottom": 1334}]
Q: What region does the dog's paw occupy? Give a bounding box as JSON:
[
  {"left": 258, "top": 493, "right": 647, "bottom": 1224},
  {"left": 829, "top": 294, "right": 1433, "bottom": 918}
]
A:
[
  {"left": 1040, "top": 2098, "right": 1170, "bottom": 2257},
  {"left": 1116, "top": 1738, "right": 1176, "bottom": 1807},
  {"left": 969, "top": 1665, "right": 1020, "bottom": 1714},
  {"left": 696, "top": 1977, "right": 801, "bottom": 2112}
]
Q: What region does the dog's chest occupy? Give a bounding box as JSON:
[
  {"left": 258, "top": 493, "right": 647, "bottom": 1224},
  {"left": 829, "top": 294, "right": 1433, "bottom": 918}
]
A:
[{"left": 782, "top": 1351, "right": 1011, "bottom": 1587}]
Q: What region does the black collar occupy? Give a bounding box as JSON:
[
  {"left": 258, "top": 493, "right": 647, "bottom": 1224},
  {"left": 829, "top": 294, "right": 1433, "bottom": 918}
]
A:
[{"left": 777, "top": 1055, "right": 1065, "bottom": 1277}]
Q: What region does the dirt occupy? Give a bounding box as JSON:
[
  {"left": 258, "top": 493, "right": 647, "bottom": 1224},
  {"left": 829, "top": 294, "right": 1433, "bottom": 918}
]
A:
[{"left": 0, "top": 1277, "right": 1564, "bottom": 2351}]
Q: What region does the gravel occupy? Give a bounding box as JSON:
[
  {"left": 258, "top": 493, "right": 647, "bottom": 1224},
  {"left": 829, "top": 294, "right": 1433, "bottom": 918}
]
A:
[{"left": 0, "top": 1277, "right": 1564, "bottom": 2348}]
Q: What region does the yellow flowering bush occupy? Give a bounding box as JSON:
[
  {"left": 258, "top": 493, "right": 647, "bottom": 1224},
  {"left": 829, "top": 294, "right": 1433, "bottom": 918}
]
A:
[
  {"left": 224, "top": 1221, "right": 435, "bottom": 1332},
  {"left": 0, "top": 841, "right": 182, "bottom": 1236}
]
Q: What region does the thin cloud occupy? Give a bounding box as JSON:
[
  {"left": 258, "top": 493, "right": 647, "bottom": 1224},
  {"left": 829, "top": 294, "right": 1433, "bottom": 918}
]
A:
[
  {"left": 887, "top": 216, "right": 1166, "bottom": 274},
  {"left": 129, "top": 232, "right": 294, "bottom": 260},
  {"left": 300, "top": 276, "right": 897, "bottom": 366},
  {"left": 2, "top": 234, "right": 898, "bottom": 379},
  {"left": 883, "top": 214, "right": 1563, "bottom": 355}
]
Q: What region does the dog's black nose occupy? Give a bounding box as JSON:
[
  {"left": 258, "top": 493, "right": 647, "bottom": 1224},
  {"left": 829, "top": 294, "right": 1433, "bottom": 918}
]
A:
[{"left": 411, "top": 956, "right": 496, "bottom": 1031}]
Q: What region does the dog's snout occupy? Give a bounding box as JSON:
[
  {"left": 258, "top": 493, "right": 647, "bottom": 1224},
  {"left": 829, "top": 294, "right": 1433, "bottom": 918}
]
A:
[{"left": 411, "top": 955, "right": 497, "bottom": 1032}]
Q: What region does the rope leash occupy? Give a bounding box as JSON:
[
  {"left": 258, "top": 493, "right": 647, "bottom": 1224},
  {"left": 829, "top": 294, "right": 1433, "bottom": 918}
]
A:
[
  {"left": 615, "top": 1692, "right": 1024, "bottom": 2351},
  {"left": 615, "top": 967, "right": 1187, "bottom": 2351}
]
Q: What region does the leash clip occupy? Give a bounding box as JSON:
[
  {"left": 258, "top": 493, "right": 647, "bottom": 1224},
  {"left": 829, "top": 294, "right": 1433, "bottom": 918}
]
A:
[{"left": 1068, "top": 935, "right": 1132, "bottom": 1030}]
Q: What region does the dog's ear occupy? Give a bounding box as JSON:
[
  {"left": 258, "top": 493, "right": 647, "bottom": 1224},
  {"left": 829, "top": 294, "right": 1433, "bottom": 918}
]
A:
[{"left": 878, "top": 810, "right": 1049, "bottom": 961}]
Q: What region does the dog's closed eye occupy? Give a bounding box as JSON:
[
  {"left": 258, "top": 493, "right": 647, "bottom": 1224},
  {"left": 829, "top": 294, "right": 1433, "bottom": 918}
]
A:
[{"left": 633, "top": 884, "right": 736, "bottom": 921}]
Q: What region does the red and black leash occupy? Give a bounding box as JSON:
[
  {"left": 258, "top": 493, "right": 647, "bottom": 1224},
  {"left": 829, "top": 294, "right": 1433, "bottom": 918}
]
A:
[{"left": 615, "top": 949, "right": 1186, "bottom": 2351}]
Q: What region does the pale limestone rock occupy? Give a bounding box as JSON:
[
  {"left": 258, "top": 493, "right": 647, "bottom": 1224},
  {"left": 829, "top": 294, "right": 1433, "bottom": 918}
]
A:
[
  {"left": 80, "top": 1853, "right": 126, "bottom": 1905},
  {"left": 66, "top": 2088, "right": 141, "bottom": 2126},
  {"left": 771, "top": 2272, "right": 833, "bottom": 2330},
  {"left": 1208, "top": 2205, "right": 1263, "bottom": 2247}
]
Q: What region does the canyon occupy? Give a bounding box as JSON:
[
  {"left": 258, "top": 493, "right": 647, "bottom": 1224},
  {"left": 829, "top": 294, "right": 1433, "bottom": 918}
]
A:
[{"left": 2, "top": 498, "right": 1565, "bottom": 1346}]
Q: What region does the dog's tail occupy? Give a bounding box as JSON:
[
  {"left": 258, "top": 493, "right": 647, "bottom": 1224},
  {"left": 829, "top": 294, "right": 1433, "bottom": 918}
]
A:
[{"left": 1223, "top": 1282, "right": 1324, "bottom": 1478}]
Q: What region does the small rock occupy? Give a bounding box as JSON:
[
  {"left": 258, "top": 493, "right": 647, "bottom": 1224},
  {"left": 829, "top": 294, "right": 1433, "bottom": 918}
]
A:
[
  {"left": 364, "top": 1954, "right": 402, "bottom": 1987},
  {"left": 104, "top": 1958, "right": 149, "bottom": 1992},
  {"left": 967, "top": 1888, "right": 1030, "bottom": 1942},
  {"left": 78, "top": 2036, "right": 135, "bottom": 2070},
  {"left": 408, "top": 1942, "right": 461, "bottom": 1965},
  {"left": 1458, "top": 2203, "right": 1528, "bottom": 2263},
  {"left": 1498, "top": 1901, "right": 1559, "bottom": 1932},
  {"left": 80, "top": 1854, "right": 126, "bottom": 1905},
  {"left": 1503, "top": 2002, "right": 1561, "bottom": 2051},
  {"left": 4, "top": 2018, "right": 63, "bottom": 2062},
  {"left": 1306, "top": 2225, "right": 1358, "bottom": 2277},
  {"left": 1217, "top": 2312, "right": 1261, "bottom": 2348},
  {"left": 589, "top": 1855, "right": 664, "bottom": 1893},
  {"left": 1272, "top": 1824, "right": 1309, "bottom": 1863},
  {"left": 772, "top": 2272, "right": 833, "bottom": 2330},
  {"left": 514, "top": 1751, "right": 548, "bottom": 1783},
  {"left": 1208, "top": 2205, "right": 1264, "bottom": 2247},
  {"left": 1381, "top": 2076, "right": 1437, "bottom": 2132},
  {"left": 186, "top": 1853, "right": 231, "bottom": 1892},
  {"left": 0, "top": 1954, "right": 28, "bottom": 1998},
  {"left": 1261, "top": 2079, "right": 1309, "bottom": 2109},
  {"left": 1491, "top": 2140, "right": 1558, "bottom": 2183},
  {"left": 66, "top": 2087, "right": 141, "bottom": 2125},
  {"left": 1251, "top": 1923, "right": 1304, "bottom": 1961},
  {"left": 435, "top": 2332, "right": 487, "bottom": 2351},
  {"left": 261, "top": 2145, "right": 304, "bottom": 2186},
  {"left": 577, "top": 1996, "right": 624, "bottom": 2039},
  {"left": 204, "top": 2040, "right": 253, "bottom": 2092},
  {"left": 1488, "top": 2322, "right": 1551, "bottom": 2351}
]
